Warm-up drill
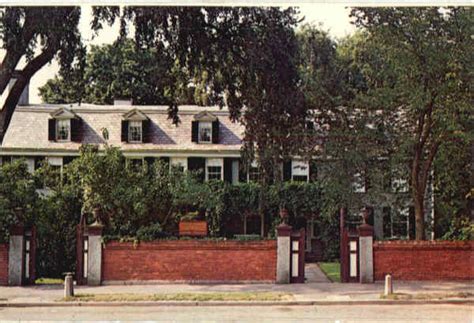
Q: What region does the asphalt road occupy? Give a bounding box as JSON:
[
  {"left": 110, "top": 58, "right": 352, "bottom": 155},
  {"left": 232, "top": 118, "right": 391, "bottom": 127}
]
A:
[{"left": 0, "top": 304, "right": 472, "bottom": 322}]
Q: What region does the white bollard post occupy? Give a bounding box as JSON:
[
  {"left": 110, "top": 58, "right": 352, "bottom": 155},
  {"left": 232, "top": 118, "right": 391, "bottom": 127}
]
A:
[
  {"left": 64, "top": 272, "right": 74, "bottom": 297},
  {"left": 384, "top": 274, "right": 393, "bottom": 296}
]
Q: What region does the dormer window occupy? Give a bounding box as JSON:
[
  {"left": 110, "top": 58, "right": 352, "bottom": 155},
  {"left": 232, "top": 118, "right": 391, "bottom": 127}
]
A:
[
  {"left": 121, "top": 109, "right": 150, "bottom": 143},
  {"left": 128, "top": 121, "right": 143, "bottom": 143},
  {"left": 48, "top": 107, "right": 81, "bottom": 142},
  {"left": 198, "top": 121, "right": 212, "bottom": 143},
  {"left": 192, "top": 111, "right": 219, "bottom": 144},
  {"left": 56, "top": 119, "right": 70, "bottom": 141}
]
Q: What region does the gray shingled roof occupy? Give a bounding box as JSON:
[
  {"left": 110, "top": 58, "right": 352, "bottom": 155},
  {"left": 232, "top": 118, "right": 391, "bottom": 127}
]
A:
[{"left": 1, "top": 104, "right": 244, "bottom": 153}]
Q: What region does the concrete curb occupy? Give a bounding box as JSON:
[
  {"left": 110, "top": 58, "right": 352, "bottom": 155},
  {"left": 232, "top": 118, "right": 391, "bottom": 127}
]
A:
[{"left": 0, "top": 299, "right": 472, "bottom": 307}]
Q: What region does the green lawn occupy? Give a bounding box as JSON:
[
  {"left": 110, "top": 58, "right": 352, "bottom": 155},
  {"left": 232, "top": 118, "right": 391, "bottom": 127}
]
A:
[
  {"left": 318, "top": 262, "right": 341, "bottom": 282},
  {"left": 35, "top": 278, "right": 63, "bottom": 285}
]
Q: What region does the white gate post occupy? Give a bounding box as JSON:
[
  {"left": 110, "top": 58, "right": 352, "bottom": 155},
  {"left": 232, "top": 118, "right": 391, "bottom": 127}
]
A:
[
  {"left": 86, "top": 222, "right": 103, "bottom": 286},
  {"left": 358, "top": 213, "right": 374, "bottom": 283},
  {"left": 276, "top": 223, "right": 292, "bottom": 284},
  {"left": 8, "top": 225, "right": 24, "bottom": 286}
]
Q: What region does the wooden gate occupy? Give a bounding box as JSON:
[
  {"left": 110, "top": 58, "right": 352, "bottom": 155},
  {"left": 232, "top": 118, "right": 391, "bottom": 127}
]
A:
[{"left": 290, "top": 228, "right": 305, "bottom": 283}]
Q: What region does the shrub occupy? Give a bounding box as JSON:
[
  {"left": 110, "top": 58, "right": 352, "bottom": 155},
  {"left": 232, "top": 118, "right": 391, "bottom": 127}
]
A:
[
  {"left": 0, "top": 160, "right": 38, "bottom": 243},
  {"left": 234, "top": 234, "right": 262, "bottom": 241},
  {"left": 136, "top": 223, "right": 168, "bottom": 241}
]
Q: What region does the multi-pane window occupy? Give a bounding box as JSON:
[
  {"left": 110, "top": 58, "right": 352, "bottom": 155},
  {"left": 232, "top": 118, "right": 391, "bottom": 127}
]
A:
[
  {"left": 392, "top": 177, "right": 409, "bottom": 193},
  {"left": 128, "top": 121, "right": 143, "bottom": 143},
  {"left": 352, "top": 172, "right": 366, "bottom": 193},
  {"left": 248, "top": 161, "right": 259, "bottom": 182},
  {"left": 127, "top": 158, "right": 144, "bottom": 170},
  {"left": 170, "top": 157, "right": 187, "bottom": 172},
  {"left": 248, "top": 166, "right": 260, "bottom": 182},
  {"left": 207, "top": 166, "right": 222, "bottom": 180},
  {"left": 292, "top": 160, "right": 309, "bottom": 182},
  {"left": 383, "top": 207, "right": 409, "bottom": 239},
  {"left": 56, "top": 119, "right": 70, "bottom": 141},
  {"left": 198, "top": 122, "right": 212, "bottom": 143},
  {"left": 206, "top": 158, "right": 223, "bottom": 181}
]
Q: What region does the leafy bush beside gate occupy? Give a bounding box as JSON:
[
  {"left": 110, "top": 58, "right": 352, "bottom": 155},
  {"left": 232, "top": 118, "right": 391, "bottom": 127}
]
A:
[
  {"left": 0, "top": 161, "right": 38, "bottom": 243},
  {"left": 0, "top": 145, "right": 343, "bottom": 266}
]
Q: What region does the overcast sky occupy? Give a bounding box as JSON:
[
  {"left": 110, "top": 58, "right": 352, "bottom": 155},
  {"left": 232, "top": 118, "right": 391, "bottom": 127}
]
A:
[{"left": 24, "top": 4, "right": 355, "bottom": 104}]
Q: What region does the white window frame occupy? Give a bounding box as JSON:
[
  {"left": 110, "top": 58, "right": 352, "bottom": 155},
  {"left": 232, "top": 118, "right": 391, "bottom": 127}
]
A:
[
  {"left": 291, "top": 160, "right": 309, "bottom": 182},
  {"left": 128, "top": 121, "right": 143, "bottom": 143},
  {"left": 56, "top": 119, "right": 71, "bottom": 142},
  {"left": 198, "top": 121, "right": 212, "bottom": 144},
  {"left": 170, "top": 157, "right": 187, "bottom": 172},
  {"left": 12, "top": 157, "right": 35, "bottom": 174},
  {"left": 47, "top": 157, "right": 63, "bottom": 168},
  {"left": 352, "top": 172, "right": 366, "bottom": 193},
  {"left": 247, "top": 160, "right": 260, "bottom": 182},
  {"left": 205, "top": 158, "right": 223, "bottom": 181},
  {"left": 388, "top": 207, "right": 409, "bottom": 239},
  {"left": 126, "top": 157, "right": 144, "bottom": 168},
  {"left": 392, "top": 177, "right": 409, "bottom": 193}
]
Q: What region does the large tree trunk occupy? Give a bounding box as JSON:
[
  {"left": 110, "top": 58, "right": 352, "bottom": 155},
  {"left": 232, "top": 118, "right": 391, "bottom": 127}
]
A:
[
  {"left": 0, "top": 39, "right": 59, "bottom": 142},
  {"left": 413, "top": 188, "right": 425, "bottom": 240},
  {"left": 0, "top": 13, "right": 36, "bottom": 95}
]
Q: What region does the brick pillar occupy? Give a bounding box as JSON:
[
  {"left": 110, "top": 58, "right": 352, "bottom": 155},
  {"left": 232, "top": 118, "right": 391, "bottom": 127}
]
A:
[
  {"left": 8, "top": 225, "right": 24, "bottom": 286},
  {"left": 358, "top": 222, "right": 374, "bottom": 283},
  {"left": 276, "top": 223, "right": 292, "bottom": 284},
  {"left": 86, "top": 222, "right": 103, "bottom": 286}
]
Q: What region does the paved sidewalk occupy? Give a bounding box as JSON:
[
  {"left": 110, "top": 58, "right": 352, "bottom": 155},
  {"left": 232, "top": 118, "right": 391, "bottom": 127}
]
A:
[
  {"left": 305, "top": 263, "right": 331, "bottom": 283},
  {"left": 0, "top": 280, "right": 472, "bottom": 305}
]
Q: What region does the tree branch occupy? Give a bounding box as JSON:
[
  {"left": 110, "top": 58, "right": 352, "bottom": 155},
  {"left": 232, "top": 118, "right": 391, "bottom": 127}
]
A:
[
  {"left": 0, "top": 37, "right": 60, "bottom": 142},
  {"left": 0, "top": 12, "right": 36, "bottom": 94}
]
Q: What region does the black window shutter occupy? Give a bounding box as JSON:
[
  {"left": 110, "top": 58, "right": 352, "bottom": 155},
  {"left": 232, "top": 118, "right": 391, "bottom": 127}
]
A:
[
  {"left": 366, "top": 206, "right": 374, "bottom": 226},
  {"left": 34, "top": 156, "right": 45, "bottom": 170},
  {"left": 48, "top": 119, "right": 56, "bottom": 141},
  {"left": 187, "top": 157, "right": 205, "bottom": 182},
  {"left": 364, "top": 171, "right": 370, "bottom": 192},
  {"left": 408, "top": 206, "right": 416, "bottom": 239},
  {"left": 71, "top": 118, "right": 82, "bottom": 142},
  {"left": 309, "top": 160, "right": 318, "bottom": 182},
  {"left": 239, "top": 159, "right": 247, "bottom": 182},
  {"left": 212, "top": 120, "right": 219, "bottom": 143},
  {"left": 121, "top": 120, "right": 129, "bottom": 142},
  {"left": 283, "top": 160, "right": 292, "bottom": 181},
  {"left": 144, "top": 157, "right": 155, "bottom": 166},
  {"left": 2, "top": 156, "right": 12, "bottom": 164},
  {"left": 382, "top": 207, "right": 391, "bottom": 238},
  {"left": 63, "top": 156, "right": 77, "bottom": 165},
  {"left": 223, "top": 158, "right": 233, "bottom": 183},
  {"left": 142, "top": 119, "right": 150, "bottom": 143},
  {"left": 158, "top": 156, "right": 170, "bottom": 167},
  {"left": 191, "top": 121, "right": 199, "bottom": 143}
]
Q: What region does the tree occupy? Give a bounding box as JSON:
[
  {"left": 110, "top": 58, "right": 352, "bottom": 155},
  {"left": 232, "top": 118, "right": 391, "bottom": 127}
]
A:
[
  {"left": 0, "top": 160, "right": 38, "bottom": 242},
  {"left": 350, "top": 7, "right": 473, "bottom": 239},
  {"left": 39, "top": 39, "right": 176, "bottom": 105},
  {"left": 92, "top": 7, "right": 307, "bottom": 177},
  {"left": 89, "top": 7, "right": 308, "bottom": 236},
  {"left": 0, "top": 6, "right": 84, "bottom": 141}
]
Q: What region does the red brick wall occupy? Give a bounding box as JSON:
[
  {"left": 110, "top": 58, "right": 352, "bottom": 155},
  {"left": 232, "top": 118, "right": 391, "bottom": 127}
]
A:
[
  {"left": 374, "top": 240, "right": 474, "bottom": 281},
  {"left": 102, "top": 240, "right": 277, "bottom": 283},
  {"left": 0, "top": 244, "right": 8, "bottom": 285}
]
